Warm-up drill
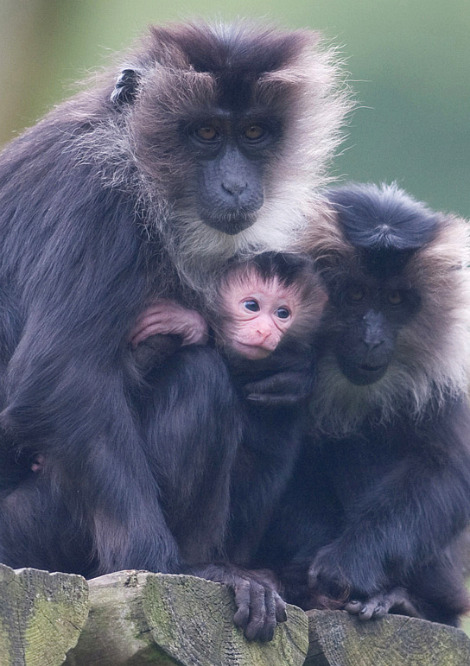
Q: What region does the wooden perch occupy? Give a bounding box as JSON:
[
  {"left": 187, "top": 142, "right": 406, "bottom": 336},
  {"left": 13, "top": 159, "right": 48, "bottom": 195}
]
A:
[
  {"left": 0, "top": 563, "right": 88, "bottom": 666},
  {"left": 64, "top": 570, "right": 309, "bottom": 666},
  {"left": 1, "top": 564, "right": 470, "bottom": 665},
  {"left": 306, "top": 609, "right": 470, "bottom": 666}
]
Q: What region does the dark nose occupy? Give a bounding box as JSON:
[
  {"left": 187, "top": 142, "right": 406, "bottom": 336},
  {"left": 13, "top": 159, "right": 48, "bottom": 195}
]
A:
[
  {"left": 362, "top": 310, "right": 386, "bottom": 351},
  {"left": 221, "top": 177, "right": 248, "bottom": 197}
]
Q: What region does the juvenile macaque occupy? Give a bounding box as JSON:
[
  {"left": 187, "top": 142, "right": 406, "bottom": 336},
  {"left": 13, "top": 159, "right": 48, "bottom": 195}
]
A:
[{"left": 258, "top": 184, "right": 470, "bottom": 626}]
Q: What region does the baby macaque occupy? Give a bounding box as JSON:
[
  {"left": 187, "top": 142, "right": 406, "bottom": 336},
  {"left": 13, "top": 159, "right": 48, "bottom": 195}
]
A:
[
  {"left": 130, "top": 252, "right": 325, "bottom": 367},
  {"left": 214, "top": 253, "right": 326, "bottom": 564},
  {"left": 130, "top": 253, "right": 327, "bottom": 640}
]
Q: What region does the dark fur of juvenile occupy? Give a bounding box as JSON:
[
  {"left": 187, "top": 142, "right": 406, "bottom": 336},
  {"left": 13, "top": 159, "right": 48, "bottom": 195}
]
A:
[{"left": 258, "top": 183, "right": 470, "bottom": 626}]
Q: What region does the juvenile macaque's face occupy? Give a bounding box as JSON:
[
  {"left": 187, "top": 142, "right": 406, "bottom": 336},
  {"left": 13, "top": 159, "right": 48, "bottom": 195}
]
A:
[{"left": 220, "top": 271, "right": 300, "bottom": 360}]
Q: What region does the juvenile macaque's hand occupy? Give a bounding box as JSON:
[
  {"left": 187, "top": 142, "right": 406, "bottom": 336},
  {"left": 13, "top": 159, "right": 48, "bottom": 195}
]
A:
[
  {"left": 129, "top": 299, "right": 208, "bottom": 348},
  {"left": 308, "top": 539, "right": 384, "bottom": 604},
  {"left": 345, "top": 588, "right": 420, "bottom": 621}
]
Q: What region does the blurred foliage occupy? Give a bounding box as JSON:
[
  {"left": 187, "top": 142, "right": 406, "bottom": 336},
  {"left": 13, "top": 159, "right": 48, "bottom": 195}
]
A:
[{"left": 1, "top": 0, "right": 469, "bottom": 216}]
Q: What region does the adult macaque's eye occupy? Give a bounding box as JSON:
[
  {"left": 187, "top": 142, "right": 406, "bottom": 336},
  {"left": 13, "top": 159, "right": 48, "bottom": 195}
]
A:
[
  {"left": 243, "top": 299, "right": 260, "bottom": 312},
  {"left": 275, "top": 306, "right": 291, "bottom": 319},
  {"left": 387, "top": 290, "right": 403, "bottom": 305},
  {"left": 346, "top": 286, "right": 365, "bottom": 302},
  {"left": 195, "top": 125, "right": 218, "bottom": 141},
  {"left": 244, "top": 125, "right": 265, "bottom": 141}
]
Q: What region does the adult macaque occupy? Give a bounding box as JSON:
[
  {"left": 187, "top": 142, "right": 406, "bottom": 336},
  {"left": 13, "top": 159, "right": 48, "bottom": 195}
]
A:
[
  {"left": 0, "top": 21, "right": 349, "bottom": 640},
  {"left": 258, "top": 184, "right": 470, "bottom": 626}
]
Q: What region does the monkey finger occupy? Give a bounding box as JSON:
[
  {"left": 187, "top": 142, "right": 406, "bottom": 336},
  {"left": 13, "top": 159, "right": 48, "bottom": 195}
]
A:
[
  {"left": 275, "top": 594, "right": 288, "bottom": 623},
  {"left": 344, "top": 599, "right": 364, "bottom": 614},
  {"left": 232, "top": 578, "right": 280, "bottom": 642},
  {"left": 129, "top": 311, "right": 173, "bottom": 344},
  {"left": 130, "top": 323, "right": 172, "bottom": 346},
  {"left": 131, "top": 300, "right": 207, "bottom": 345},
  {"left": 245, "top": 373, "right": 293, "bottom": 394},
  {"left": 373, "top": 588, "right": 420, "bottom": 618},
  {"left": 130, "top": 311, "right": 204, "bottom": 345},
  {"left": 256, "top": 589, "right": 277, "bottom": 643},
  {"left": 132, "top": 305, "right": 169, "bottom": 328},
  {"left": 243, "top": 583, "right": 276, "bottom": 642},
  {"left": 245, "top": 370, "right": 313, "bottom": 405},
  {"left": 246, "top": 392, "right": 301, "bottom": 406},
  {"left": 357, "top": 601, "right": 383, "bottom": 621},
  {"left": 345, "top": 588, "right": 419, "bottom": 621},
  {"left": 233, "top": 579, "right": 252, "bottom": 630}
]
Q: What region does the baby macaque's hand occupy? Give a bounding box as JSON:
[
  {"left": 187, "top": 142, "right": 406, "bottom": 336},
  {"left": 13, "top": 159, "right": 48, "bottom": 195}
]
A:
[
  {"left": 129, "top": 299, "right": 208, "bottom": 348},
  {"left": 345, "top": 587, "right": 420, "bottom": 621}
]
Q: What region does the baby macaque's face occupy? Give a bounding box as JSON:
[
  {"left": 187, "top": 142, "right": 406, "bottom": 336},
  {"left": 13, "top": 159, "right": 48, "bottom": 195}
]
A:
[{"left": 220, "top": 271, "right": 300, "bottom": 360}]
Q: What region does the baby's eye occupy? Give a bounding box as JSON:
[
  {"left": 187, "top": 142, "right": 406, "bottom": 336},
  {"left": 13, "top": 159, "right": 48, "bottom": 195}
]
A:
[
  {"left": 243, "top": 299, "right": 260, "bottom": 312},
  {"left": 275, "top": 307, "right": 290, "bottom": 319}
]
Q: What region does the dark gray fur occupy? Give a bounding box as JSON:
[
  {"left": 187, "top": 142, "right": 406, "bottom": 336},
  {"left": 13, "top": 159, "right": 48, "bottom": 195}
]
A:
[
  {"left": 258, "top": 184, "right": 470, "bottom": 626},
  {"left": 0, "top": 21, "right": 349, "bottom": 641}
]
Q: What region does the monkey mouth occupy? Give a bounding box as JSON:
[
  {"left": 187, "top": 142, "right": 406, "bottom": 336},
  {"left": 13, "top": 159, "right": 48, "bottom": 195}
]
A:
[
  {"left": 200, "top": 211, "right": 257, "bottom": 235},
  {"left": 339, "top": 358, "right": 388, "bottom": 386},
  {"left": 232, "top": 341, "right": 272, "bottom": 360},
  {"left": 350, "top": 363, "right": 388, "bottom": 385},
  {"left": 359, "top": 363, "right": 385, "bottom": 373}
]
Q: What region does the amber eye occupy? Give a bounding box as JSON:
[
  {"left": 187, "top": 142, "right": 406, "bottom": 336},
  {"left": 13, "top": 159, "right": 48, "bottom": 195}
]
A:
[
  {"left": 244, "top": 125, "right": 265, "bottom": 141},
  {"left": 388, "top": 290, "right": 403, "bottom": 305},
  {"left": 243, "top": 299, "right": 260, "bottom": 312},
  {"left": 346, "top": 287, "right": 365, "bottom": 302},
  {"left": 196, "top": 126, "right": 218, "bottom": 141},
  {"left": 275, "top": 306, "right": 291, "bottom": 320}
]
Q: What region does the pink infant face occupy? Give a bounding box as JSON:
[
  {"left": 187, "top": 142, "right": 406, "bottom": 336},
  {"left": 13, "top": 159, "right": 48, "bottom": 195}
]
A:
[{"left": 221, "top": 274, "right": 299, "bottom": 360}]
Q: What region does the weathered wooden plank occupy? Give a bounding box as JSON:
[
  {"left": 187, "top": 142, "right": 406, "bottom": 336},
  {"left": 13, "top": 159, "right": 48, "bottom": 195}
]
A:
[
  {"left": 3, "top": 564, "right": 469, "bottom": 665},
  {"left": 65, "top": 571, "right": 309, "bottom": 666},
  {"left": 0, "top": 563, "right": 88, "bottom": 666},
  {"left": 305, "top": 609, "right": 470, "bottom": 666}
]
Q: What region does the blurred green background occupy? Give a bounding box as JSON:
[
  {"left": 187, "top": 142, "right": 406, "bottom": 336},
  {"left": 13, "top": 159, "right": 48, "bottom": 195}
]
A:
[{"left": 1, "top": 0, "right": 469, "bottom": 217}]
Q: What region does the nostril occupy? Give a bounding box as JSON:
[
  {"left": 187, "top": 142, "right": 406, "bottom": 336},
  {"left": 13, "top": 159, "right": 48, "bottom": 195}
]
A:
[
  {"left": 222, "top": 179, "right": 247, "bottom": 196},
  {"left": 364, "top": 339, "right": 384, "bottom": 351}
]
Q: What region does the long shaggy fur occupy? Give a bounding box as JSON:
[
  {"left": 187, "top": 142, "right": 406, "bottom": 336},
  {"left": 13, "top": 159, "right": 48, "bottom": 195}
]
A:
[
  {"left": 301, "top": 183, "right": 470, "bottom": 435},
  {"left": 68, "top": 21, "right": 352, "bottom": 292},
  {"left": 0, "top": 21, "right": 350, "bottom": 627},
  {"left": 257, "top": 184, "right": 470, "bottom": 628}
]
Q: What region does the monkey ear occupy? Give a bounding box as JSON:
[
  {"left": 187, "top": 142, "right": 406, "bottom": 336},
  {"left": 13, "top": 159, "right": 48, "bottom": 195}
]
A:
[{"left": 111, "top": 68, "right": 142, "bottom": 106}]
